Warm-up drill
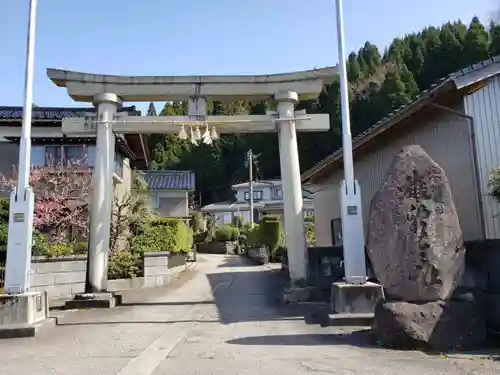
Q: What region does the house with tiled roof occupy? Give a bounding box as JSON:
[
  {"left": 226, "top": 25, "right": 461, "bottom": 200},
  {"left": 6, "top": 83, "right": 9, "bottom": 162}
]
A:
[
  {"left": 142, "top": 170, "right": 196, "bottom": 218},
  {"left": 0, "top": 105, "right": 152, "bottom": 202},
  {"left": 0, "top": 105, "right": 196, "bottom": 220},
  {"left": 301, "top": 56, "right": 500, "bottom": 247}
]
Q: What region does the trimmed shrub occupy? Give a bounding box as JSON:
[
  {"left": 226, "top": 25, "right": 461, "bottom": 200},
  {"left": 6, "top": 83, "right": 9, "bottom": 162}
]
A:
[
  {"left": 133, "top": 218, "right": 193, "bottom": 254},
  {"left": 190, "top": 211, "right": 205, "bottom": 234},
  {"left": 232, "top": 216, "right": 243, "bottom": 228},
  {"left": 214, "top": 225, "right": 239, "bottom": 242},
  {"left": 259, "top": 216, "right": 283, "bottom": 258},
  {"left": 214, "top": 226, "right": 232, "bottom": 241},
  {"left": 108, "top": 251, "right": 140, "bottom": 279},
  {"left": 245, "top": 225, "right": 262, "bottom": 248},
  {"left": 73, "top": 241, "right": 88, "bottom": 255},
  {"left": 36, "top": 243, "right": 73, "bottom": 258}
]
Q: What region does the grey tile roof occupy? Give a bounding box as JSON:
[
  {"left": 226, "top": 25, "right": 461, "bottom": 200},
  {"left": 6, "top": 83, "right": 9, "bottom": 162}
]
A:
[
  {"left": 0, "top": 105, "right": 141, "bottom": 121},
  {"left": 143, "top": 170, "right": 195, "bottom": 191},
  {"left": 301, "top": 55, "right": 500, "bottom": 182}
]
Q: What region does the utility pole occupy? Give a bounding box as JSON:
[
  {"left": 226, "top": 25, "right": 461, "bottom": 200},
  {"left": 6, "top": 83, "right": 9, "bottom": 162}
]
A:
[{"left": 246, "top": 149, "right": 254, "bottom": 228}]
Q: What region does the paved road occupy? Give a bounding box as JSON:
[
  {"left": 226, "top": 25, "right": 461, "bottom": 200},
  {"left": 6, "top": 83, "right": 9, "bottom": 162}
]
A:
[{"left": 1, "top": 254, "right": 500, "bottom": 374}]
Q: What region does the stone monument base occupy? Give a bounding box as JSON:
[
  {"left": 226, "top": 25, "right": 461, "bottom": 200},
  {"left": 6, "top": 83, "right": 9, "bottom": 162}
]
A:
[
  {"left": 371, "top": 296, "right": 487, "bottom": 351},
  {"left": 0, "top": 292, "right": 48, "bottom": 338},
  {"left": 331, "top": 281, "right": 385, "bottom": 314},
  {"left": 64, "top": 292, "right": 122, "bottom": 310}
]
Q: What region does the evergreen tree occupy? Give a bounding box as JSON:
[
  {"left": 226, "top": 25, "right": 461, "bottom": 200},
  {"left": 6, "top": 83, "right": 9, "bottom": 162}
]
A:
[
  {"left": 347, "top": 52, "right": 361, "bottom": 83},
  {"left": 362, "top": 42, "right": 382, "bottom": 75},
  {"left": 464, "top": 16, "right": 490, "bottom": 65},
  {"left": 489, "top": 22, "right": 500, "bottom": 56}
]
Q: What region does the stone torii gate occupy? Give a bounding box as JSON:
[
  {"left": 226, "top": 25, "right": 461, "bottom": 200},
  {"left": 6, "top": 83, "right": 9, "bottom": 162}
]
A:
[{"left": 47, "top": 67, "right": 337, "bottom": 292}]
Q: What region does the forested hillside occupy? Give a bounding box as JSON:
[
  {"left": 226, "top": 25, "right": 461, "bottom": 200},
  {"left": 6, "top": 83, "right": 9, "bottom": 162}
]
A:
[{"left": 148, "top": 17, "right": 500, "bottom": 205}]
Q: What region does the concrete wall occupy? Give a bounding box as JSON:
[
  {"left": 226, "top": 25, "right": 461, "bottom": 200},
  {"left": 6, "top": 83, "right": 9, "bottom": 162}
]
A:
[
  {"left": 29, "top": 252, "right": 187, "bottom": 299},
  {"left": 30, "top": 255, "right": 87, "bottom": 297},
  {"left": 313, "top": 105, "right": 481, "bottom": 246}
]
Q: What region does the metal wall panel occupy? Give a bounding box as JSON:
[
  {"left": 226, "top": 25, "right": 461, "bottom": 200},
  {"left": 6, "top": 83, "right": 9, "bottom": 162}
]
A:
[
  {"left": 464, "top": 75, "right": 500, "bottom": 239},
  {"left": 314, "top": 107, "right": 480, "bottom": 246}
]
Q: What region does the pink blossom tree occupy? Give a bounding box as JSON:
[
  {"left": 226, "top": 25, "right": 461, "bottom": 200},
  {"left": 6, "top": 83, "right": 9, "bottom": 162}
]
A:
[{"left": 0, "top": 163, "right": 92, "bottom": 242}]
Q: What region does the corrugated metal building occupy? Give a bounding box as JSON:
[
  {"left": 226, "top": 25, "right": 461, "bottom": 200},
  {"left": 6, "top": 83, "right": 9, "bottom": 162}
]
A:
[{"left": 301, "top": 56, "right": 500, "bottom": 246}]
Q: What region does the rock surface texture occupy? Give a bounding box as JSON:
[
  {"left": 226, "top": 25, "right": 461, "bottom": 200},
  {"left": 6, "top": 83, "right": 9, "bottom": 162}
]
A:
[
  {"left": 366, "top": 145, "right": 465, "bottom": 302},
  {"left": 371, "top": 297, "right": 487, "bottom": 351}
]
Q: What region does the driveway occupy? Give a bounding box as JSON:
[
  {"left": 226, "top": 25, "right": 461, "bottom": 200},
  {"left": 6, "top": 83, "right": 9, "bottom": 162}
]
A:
[{"left": 0, "top": 254, "right": 499, "bottom": 374}]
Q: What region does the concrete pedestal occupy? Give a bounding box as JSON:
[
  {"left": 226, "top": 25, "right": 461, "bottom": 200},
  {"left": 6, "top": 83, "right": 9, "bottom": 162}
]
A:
[
  {"left": 64, "top": 292, "right": 121, "bottom": 310},
  {"left": 0, "top": 292, "right": 48, "bottom": 338},
  {"left": 331, "top": 281, "right": 384, "bottom": 313},
  {"left": 323, "top": 281, "right": 384, "bottom": 327}
]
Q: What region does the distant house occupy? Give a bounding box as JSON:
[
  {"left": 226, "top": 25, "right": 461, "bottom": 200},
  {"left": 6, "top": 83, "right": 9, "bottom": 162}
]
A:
[
  {"left": 301, "top": 56, "right": 500, "bottom": 247},
  {"left": 142, "top": 170, "right": 196, "bottom": 218},
  {"left": 201, "top": 179, "right": 314, "bottom": 226}
]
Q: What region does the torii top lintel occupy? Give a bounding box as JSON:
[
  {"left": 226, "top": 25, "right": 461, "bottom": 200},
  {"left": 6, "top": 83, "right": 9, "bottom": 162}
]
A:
[{"left": 46, "top": 67, "right": 338, "bottom": 103}]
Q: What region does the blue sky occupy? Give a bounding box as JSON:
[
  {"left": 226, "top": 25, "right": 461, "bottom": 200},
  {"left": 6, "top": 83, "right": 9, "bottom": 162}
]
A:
[{"left": 1, "top": 0, "right": 497, "bottom": 113}]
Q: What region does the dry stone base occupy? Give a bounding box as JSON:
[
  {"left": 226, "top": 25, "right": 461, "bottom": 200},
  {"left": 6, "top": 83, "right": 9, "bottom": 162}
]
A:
[{"left": 371, "top": 296, "right": 486, "bottom": 351}]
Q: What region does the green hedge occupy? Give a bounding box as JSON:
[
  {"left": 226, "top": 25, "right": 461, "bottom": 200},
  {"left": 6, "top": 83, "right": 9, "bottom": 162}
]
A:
[
  {"left": 189, "top": 211, "right": 204, "bottom": 234},
  {"left": 259, "top": 216, "right": 283, "bottom": 255},
  {"left": 214, "top": 225, "right": 239, "bottom": 242},
  {"left": 133, "top": 218, "right": 193, "bottom": 254},
  {"left": 245, "top": 225, "right": 262, "bottom": 248}
]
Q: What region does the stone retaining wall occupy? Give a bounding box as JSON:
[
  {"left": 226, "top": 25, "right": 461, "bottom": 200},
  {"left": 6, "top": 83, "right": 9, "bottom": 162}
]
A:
[
  {"left": 30, "top": 255, "right": 87, "bottom": 297},
  {"left": 29, "top": 251, "right": 188, "bottom": 299}
]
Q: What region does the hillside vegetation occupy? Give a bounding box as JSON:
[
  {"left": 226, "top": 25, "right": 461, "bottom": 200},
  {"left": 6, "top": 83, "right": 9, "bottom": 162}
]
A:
[{"left": 149, "top": 17, "right": 500, "bottom": 205}]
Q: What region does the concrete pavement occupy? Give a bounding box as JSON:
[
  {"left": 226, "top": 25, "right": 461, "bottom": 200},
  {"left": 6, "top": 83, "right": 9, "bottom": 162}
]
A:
[{"left": 1, "top": 254, "right": 500, "bottom": 374}]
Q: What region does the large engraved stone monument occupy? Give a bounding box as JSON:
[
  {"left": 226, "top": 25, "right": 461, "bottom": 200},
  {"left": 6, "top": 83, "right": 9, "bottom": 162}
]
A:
[
  {"left": 367, "top": 145, "right": 486, "bottom": 350},
  {"left": 367, "top": 145, "right": 465, "bottom": 302}
]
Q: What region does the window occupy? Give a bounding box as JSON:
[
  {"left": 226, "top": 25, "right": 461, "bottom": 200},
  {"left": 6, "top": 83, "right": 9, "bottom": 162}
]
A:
[
  {"left": 31, "top": 146, "right": 46, "bottom": 167},
  {"left": 37, "top": 145, "right": 92, "bottom": 167},
  {"left": 64, "top": 146, "right": 86, "bottom": 166},
  {"left": 244, "top": 190, "right": 263, "bottom": 201},
  {"left": 45, "top": 146, "right": 62, "bottom": 166},
  {"left": 273, "top": 188, "right": 283, "bottom": 199}
]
